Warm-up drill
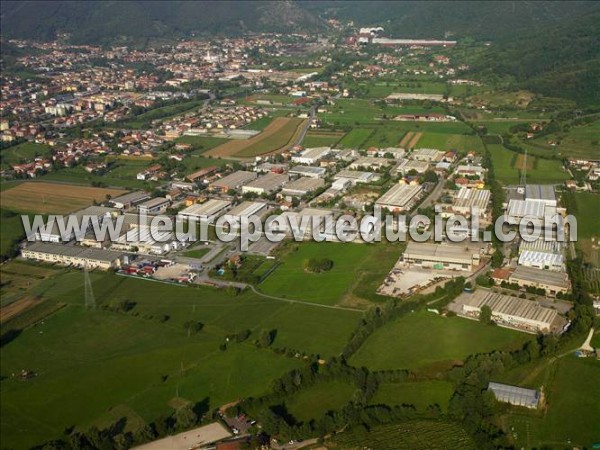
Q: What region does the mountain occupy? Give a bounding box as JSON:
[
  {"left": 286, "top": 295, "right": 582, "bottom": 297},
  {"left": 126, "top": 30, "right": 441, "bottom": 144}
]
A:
[{"left": 0, "top": 1, "right": 326, "bottom": 44}]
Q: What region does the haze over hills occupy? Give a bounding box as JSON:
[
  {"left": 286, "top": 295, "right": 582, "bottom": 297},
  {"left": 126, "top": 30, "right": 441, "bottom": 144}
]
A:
[{"left": 2, "top": 0, "right": 599, "bottom": 43}]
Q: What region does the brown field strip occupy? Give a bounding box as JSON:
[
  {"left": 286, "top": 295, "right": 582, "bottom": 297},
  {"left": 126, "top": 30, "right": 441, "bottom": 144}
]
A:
[
  {"left": 205, "top": 117, "right": 304, "bottom": 158},
  {"left": 408, "top": 132, "right": 423, "bottom": 149},
  {"left": 0, "top": 296, "right": 40, "bottom": 324},
  {"left": 399, "top": 131, "right": 413, "bottom": 147},
  {"left": 0, "top": 182, "right": 126, "bottom": 214},
  {"left": 514, "top": 153, "right": 535, "bottom": 170}
]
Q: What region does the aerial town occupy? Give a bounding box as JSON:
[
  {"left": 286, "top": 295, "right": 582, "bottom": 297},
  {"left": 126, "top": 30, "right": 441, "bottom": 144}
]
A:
[{"left": 1, "top": 2, "right": 599, "bottom": 450}]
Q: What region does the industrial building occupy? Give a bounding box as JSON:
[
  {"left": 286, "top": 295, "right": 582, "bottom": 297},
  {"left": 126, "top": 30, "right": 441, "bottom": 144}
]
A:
[
  {"left": 111, "top": 226, "right": 184, "bottom": 255},
  {"left": 280, "top": 177, "right": 325, "bottom": 197},
  {"left": 375, "top": 184, "right": 422, "bottom": 212},
  {"left": 454, "top": 165, "right": 486, "bottom": 179},
  {"left": 526, "top": 184, "right": 557, "bottom": 206},
  {"left": 488, "top": 382, "right": 540, "bottom": 409},
  {"left": 137, "top": 197, "right": 170, "bottom": 215},
  {"left": 449, "top": 187, "right": 491, "bottom": 218},
  {"left": 409, "top": 148, "right": 444, "bottom": 162},
  {"left": 210, "top": 171, "right": 257, "bottom": 192},
  {"left": 22, "top": 242, "right": 125, "bottom": 270},
  {"left": 370, "top": 147, "right": 406, "bottom": 159},
  {"left": 221, "top": 201, "right": 267, "bottom": 228},
  {"left": 291, "top": 147, "right": 331, "bottom": 165},
  {"left": 177, "top": 199, "right": 231, "bottom": 222},
  {"left": 518, "top": 238, "right": 565, "bottom": 255},
  {"left": 33, "top": 206, "right": 118, "bottom": 242},
  {"left": 457, "top": 289, "right": 560, "bottom": 333},
  {"left": 349, "top": 156, "right": 393, "bottom": 171},
  {"left": 509, "top": 266, "right": 570, "bottom": 296},
  {"left": 110, "top": 191, "right": 151, "bottom": 210},
  {"left": 402, "top": 242, "right": 484, "bottom": 271},
  {"left": 242, "top": 173, "right": 289, "bottom": 195},
  {"left": 288, "top": 165, "right": 327, "bottom": 179},
  {"left": 392, "top": 159, "right": 430, "bottom": 176},
  {"left": 518, "top": 250, "right": 564, "bottom": 271},
  {"left": 334, "top": 169, "right": 379, "bottom": 184}
]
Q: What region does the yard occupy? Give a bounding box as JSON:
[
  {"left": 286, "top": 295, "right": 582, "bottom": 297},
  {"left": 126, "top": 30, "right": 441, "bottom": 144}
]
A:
[
  {"left": 350, "top": 311, "right": 529, "bottom": 370},
  {"left": 284, "top": 380, "right": 357, "bottom": 423},
  {"left": 369, "top": 380, "right": 454, "bottom": 412},
  {"left": 0, "top": 142, "right": 52, "bottom": 168}
]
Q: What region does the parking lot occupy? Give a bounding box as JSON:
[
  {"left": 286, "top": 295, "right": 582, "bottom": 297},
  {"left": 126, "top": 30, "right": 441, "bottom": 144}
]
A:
[{"left": 378, "top": 262, "right": 457, "bottom": 297}]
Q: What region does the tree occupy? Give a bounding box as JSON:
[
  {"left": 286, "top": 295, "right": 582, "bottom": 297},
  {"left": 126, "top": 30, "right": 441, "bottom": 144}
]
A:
[
  {"left": 479, "top": 305, "right": 493, "bottom": 324},
  {"left": 174, "top": 404, "right": 198, "bottom": 430}
]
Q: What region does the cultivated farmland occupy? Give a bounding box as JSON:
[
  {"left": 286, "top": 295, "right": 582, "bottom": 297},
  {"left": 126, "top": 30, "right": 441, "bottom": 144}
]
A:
[
  {"left": 205, "top": 117, "right": 305, "bottom": 158},
  {"left": 0, "top": 182, "right": 126, "bottom": 214}
]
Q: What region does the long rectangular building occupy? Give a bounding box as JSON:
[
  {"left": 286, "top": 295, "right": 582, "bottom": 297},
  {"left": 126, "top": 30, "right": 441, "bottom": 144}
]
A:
[
  {"left": 402, "top": 242, "right": 484, "bottom": 271},
  {"left": 458, "top": 289, "right": 559, "bottom": 333},
  {"left": 22, "top": 242, "right": 125, "bottom": 270},
  {"left": 210, "top": 171, "right": 257, "bottom": 192},
  {"left": 509, "top": 266, "right": 570, "bottom": 296},
  {"left": 488, "top": 382, "right": 540, "bottom": 409},
  {"left": 376, "top": 184, "right": 422, "bottom": 212},
  {"left": 177, "top": 199, "right": 231, "bottom": 222}
]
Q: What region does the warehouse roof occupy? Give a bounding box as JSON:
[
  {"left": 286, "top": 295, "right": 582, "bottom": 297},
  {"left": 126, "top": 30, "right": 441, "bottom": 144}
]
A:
[
  {"left": 518, "top": 250, "right": 564, "bottom": 268},
  {"left": 211, "top": 171, "right": 257, "bottom": 189},
  {"left": 23, "top": 242, "right": 124, "bottom": 262},
  {"left": 488, "top": 382, "right": 539, "bottom": 409},
  {"left": 525, "top": 184, "right": 556, "bottom": 203},
  {"left": 510, "top": 266, "right": 570, "bottom": 288},
  {"left": 453, "top": 187, "right": 491, "bottom": 210},
  {"left": 404, "top": 242, "right": 482, "bottom": 264},
  {"left": 461, "top": 290, "right": 558, "bottom": 327},
  {"left": 178, "top": 199, "right": 231, "bottom": 218},
  {"left": 281, "top": 177, "right": 324, "bottom": 194},
  {"left": 376, "top": 184, "right": 422, "bottom": 208},
  {"left": 288, "top": 166, "right": 326, "bottom": 176},
  {"left": 243, "top": 173, "right": 289, "bottom": 191},
  {"left": 225, "top": 201, "right": 266, "bottom": 218}
]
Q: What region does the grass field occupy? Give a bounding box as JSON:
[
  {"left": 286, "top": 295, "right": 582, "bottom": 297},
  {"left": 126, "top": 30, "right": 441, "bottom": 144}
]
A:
[
  {"left": 330, "top": 420, "right": 476, "bottom": 450},
  {"left": 117, "top": 98, "right": 207, "bottom": 129},
  {"left": 285, "top": 380, "right": 357, "bottom": 422},
  {"left": 205, "top": 117, "right": 304, "bottom": 158},
  {"left": 301, "top": 131, "right": 345, "bottom": 148},
  {"left": 370, "top": 380, "right": 454, "bottom": 412},
  {"left": 0, "top": 182, "right": 125, "bottom": 214},
  {"left": 527, "top": 119, "right": 600, "bottom": 160},
  {"left": 350, "top": 311, "right": 529, "bottom": 370},
  {"left": 182, "top": 248, "right": 211, "bottom": 259},
  {"left": 0, "top": 209, "right": 28, "bottom": 259},
  {"left": 175, "top": 135, "right": 230, "bottom": 154},
  {"left": 416, "top": 133, "right": 485, "bottom": 153},
  {"left": 487, "top": 144, "right": 569, "bottom": 185},
  {"left": 505, "top": 356, "right": 600, "bottom": 448},
  {"left": 0, "top": 267, "right": 361, "bottom": 448},
  {"left": 0, "top": 142, "right": 52, "bottom": 168},
  {"left": 259, "top": 242, "right": 398, "bottom": 306},
  {"left": 337, "top": 128, "right": 374, "bottom": 148}
]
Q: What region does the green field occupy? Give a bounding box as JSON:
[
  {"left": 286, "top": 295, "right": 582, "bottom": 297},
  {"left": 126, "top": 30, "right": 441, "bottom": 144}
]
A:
[
  {"left": 0, "top": 268, "right": 361, "bottom": 448},
  {"left": 259, "top": 242, "right": 399, "bottom": 306},
  {"left": 505, "top": 356, "right": 600, "bottom": 448},
  {"left": 370, "top": 380, "right": 454, "bottom": 412},
  {"left": 117, "top": 98, "right": 207, "bottom": 129},
  {"left": 487, "top": 144, "right": 569, "bottom": 184},
  {"left": 182, "top": 247, "right": 211, "bottom": 259},
  {"left": 337, "top": 128, "right": 374, "bottom": 148},
  {"left": 350, "top": 311, "right": 529, "bottom": 370},
  {"left": 234, "top": 118, "right": 304, "bottom": 157},
  {"left": 528, "top": 119, "right": 600, "bottom": 160},
  {"left": 0, "top": 142, "right": 52, "bottom": 168},
  {"left": 0, "top": 209, "right": 26, "bottom": 259},
  {"left": 359, "top": 81, "right": 448, "bottom": 98},
  {"left": 330, "top": 420, "right": 476, "bottom": 450},
  {"left": 573, "top": 192, "right": 600, "bottom": 240},
  {"left": 301, "top": 131, "right": 344, "bottom": 148},
  {"left": 416, "top": 132, "right": 485, "bottom": 153},
  {"left": 175, "top": 135, "right": 229, "bottom": 154},
  {"left": 285, "top": 380, "right": 357, "bottom": 422}
]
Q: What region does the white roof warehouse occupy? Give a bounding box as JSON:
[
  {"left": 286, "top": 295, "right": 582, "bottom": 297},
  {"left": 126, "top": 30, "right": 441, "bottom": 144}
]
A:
[{"left": 22, "top": 242, "right": 125, "bottom": 270}]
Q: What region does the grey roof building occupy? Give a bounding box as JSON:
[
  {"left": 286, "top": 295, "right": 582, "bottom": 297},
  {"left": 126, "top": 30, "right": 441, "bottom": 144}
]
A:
[{"left": 488, "top": 382, "right": 540, "bottom": 409}]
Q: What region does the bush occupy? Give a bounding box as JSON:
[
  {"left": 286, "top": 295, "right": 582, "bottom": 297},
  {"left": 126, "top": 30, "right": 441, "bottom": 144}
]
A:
[{"left": 303, "top": 258, "right": 334, "bottom": 273}]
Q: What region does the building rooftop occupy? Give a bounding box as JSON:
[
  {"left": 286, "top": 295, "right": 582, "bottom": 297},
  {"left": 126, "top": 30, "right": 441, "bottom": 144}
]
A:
[
  {"left": 211, "top": 171, "right": 257, "bottom": 189},
  {"left": 460, "top": 289, "right": 558, "bottom": 328},
  {"left": 281, "top": 177, "right": 324, "bottom": 194},
  {"left": 510, "top": 265, "right": 570, "bottom": 288},
  {"left": 525, "top": 184, "right": 556, "bottom": 203},
  {"left": 178, "top": 199, "right": 231, "bottom": 218},
  {"left": 24, "top": 242, "right": 124, "bottom": 262},
  {"left": 376, "top": 184, "right": 422, "bottom": 208},
  {"left": 243, "top": 173, "right": 289, "bottom": 192},
  {"left": 225, "top": 201, "right": 266, "bottom": 218},
  {"left": 488, "top": 382, "right": 539, "bottom": 409}
]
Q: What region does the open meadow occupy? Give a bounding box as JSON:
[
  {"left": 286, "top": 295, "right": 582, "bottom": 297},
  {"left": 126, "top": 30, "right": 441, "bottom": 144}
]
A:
[
  {"left": 0, "top": 142, "right": 52, "bottom": 168},
  {"left": 350, "top": 311, "right": 529, "bottom": 371},
  {"left": 0, "top": 182, "right": 125, "bottom": 214},
  {"left": 369, "top": 380, "right": 454, "bottom": 412},
  {"left": 0, "top": 267, "right": 361, "bottom": 448}
]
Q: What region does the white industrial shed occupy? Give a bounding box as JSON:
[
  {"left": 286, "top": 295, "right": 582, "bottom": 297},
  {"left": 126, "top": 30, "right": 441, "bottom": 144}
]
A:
[{"left": 488, "top": 382, "right": 540, "bottom": 409}]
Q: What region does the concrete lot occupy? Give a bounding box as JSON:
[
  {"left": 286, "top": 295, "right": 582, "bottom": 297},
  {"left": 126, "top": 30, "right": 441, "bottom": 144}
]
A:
[
  {"left": 153, "top": 263, "right": 193, "bottom": 280},
  {"left": 377, "top": 261, "right": 458, "bottom": 297},
  {"left": 132, "top": 422, "right": 231, "bottom": 450}
]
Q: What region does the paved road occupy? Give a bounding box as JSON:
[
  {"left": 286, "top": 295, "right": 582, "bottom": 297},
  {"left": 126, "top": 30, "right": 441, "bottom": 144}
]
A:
[{"left": 288, "top": 105, "right": 315, "bottom": 150}]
